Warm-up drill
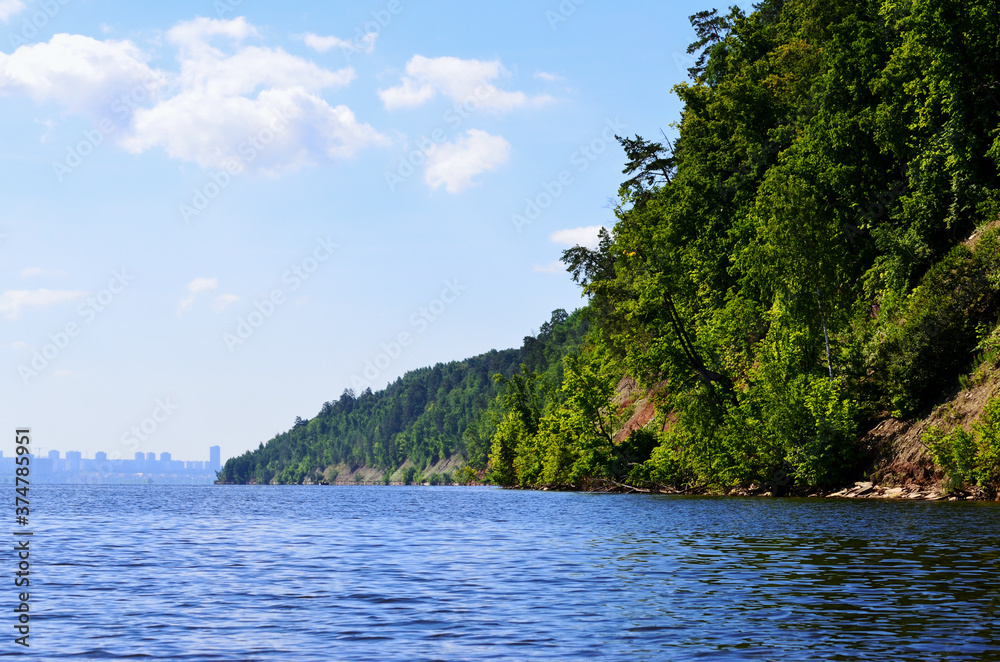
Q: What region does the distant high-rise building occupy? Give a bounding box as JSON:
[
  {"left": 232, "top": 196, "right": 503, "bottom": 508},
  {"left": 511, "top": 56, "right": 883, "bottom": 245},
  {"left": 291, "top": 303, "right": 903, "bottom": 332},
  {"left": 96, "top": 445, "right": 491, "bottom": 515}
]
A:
[
  {"left": 209, "top": 446, "right": 221, "bottom": 470},
  {"left": 48, "top": 450, "right": 60, "bottom": 460},
  {"left": 135, "top": 452, "right": 144, "bottom": 461},
  {"left": 146, "top": 452, "right": 156, "bottom": 461},
  {"left": 160, "top": 452, "right": 171, "bottom": 462},
  {"left": 66, "top": 450, "right": 82, "bottom": 472},
  {"left": 95, "top": 451, "right": 107, "bottom": 462}
]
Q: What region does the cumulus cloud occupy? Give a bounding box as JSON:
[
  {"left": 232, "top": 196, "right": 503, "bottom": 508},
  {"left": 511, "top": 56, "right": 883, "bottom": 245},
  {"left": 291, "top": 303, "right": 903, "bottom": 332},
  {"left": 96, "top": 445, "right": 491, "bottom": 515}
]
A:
[
  {"left": 0, "top": 289, "right": 87, "bottom": 320},
  {"left": 0, "top": 34, "right": 162, "bottom": 120},
  {"left": 167, "top": 16, "right": 258, "bottom": 53},
  {"left": 534, "top": 71, "right": 562, "bottom": 82},
  {"left": 379, "top": 55, "right": 553, "bottom": 111},
  {"left": 302, "top": 32, "right": 377, "bottom": 54},
  {"left": 0, "top": 18, "right": 388, "bottom": 172},
  {"left": 0, "top": 0, "right": 24, "bottom": 22},
  {"left": 549, "top": 226, "right": 608, "bottom": 250},
  {"left": 424, "top": 129, "right": 511, "bottom": 193},
  {"left": 122, "top": 18, "right": 384, "bottom": 171}
]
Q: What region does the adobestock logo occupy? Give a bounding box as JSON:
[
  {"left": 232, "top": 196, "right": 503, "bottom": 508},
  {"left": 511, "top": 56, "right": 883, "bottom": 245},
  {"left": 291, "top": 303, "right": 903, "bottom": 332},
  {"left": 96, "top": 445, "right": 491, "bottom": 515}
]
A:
[
  {"left": 18, "top": 269, "right": 135, "bottom": 385},
  {"left": 350, "top": 279, "right": 467, "bottom": 391},
  {"left": 180, "top": 107, "right": 294, "bottom": 224},
  {"left": 512, "top": 117, "right": 625, "bottom": 233},
  {"left": 223, "top": 237, "right": 339, "bottom": 353},
  {"left": 7, "top": 0, "right": 71, "bottom": 49}
]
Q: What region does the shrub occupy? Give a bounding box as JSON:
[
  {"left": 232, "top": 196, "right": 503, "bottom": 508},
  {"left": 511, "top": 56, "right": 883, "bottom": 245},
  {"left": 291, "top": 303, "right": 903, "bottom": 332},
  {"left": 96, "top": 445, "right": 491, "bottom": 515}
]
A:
[
  {"left": 454, "top": 465, "right": 479, "bottom": 485},
  {"left": 401, "top": 466, "right": 418, "bottom": 485},
  {"left": 926, "top": 394, "right": 1000, "bottom": 493},
  {"left": 868, "top": 228, "right": 1000, "bottom": 415}
]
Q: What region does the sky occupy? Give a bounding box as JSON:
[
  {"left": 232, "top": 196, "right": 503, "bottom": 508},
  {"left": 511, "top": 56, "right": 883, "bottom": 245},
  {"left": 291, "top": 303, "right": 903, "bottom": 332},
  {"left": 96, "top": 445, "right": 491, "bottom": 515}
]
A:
[{"left": 0, "top": 0, "right": 752, "bottom": 465}]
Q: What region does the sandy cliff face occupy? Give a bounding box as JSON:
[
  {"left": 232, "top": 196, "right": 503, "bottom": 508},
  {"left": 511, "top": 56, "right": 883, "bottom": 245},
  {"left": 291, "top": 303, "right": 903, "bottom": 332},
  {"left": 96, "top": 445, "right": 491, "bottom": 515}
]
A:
[{"left": 858, "top": 363, "right": 999, "bottom": 495}]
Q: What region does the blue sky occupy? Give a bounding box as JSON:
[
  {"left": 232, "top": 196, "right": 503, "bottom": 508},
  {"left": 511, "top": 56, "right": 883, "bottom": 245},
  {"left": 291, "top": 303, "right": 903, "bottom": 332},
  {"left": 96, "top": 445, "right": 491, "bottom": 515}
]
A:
[{"left": 0, "top": 0, "right": 748, "bottom": 464}]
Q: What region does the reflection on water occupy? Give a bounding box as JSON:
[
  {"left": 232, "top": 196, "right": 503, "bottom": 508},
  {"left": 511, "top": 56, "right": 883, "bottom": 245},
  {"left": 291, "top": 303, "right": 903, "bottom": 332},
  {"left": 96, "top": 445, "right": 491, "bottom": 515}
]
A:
[{"left": 19, "top": 486, "right": 1000, "bottom": 660}]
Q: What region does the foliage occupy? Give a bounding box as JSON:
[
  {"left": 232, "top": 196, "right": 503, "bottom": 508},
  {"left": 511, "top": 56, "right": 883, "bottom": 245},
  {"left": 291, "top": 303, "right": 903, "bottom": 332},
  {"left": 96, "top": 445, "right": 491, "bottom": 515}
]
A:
[
  {"left": 218, "top": 310, "right": 586, "bottom": 484},
  {"left": 927, "top": 396, "right": 1000, "bottom": 493},
  {"left": 225, "top": 0, "right": 1000, "bottom": 494}
]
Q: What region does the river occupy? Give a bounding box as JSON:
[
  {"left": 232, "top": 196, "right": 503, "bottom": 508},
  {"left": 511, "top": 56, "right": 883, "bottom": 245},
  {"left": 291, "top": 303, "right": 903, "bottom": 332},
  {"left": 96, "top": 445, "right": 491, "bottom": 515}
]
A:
[{"left": 16, "top": 485, "right": 1000, "bottom": 660}]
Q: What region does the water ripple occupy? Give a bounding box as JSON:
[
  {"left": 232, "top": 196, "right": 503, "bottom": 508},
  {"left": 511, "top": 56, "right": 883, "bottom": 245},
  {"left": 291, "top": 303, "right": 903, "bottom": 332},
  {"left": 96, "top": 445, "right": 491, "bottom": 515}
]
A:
[{"left": 10, "top": 486, "right": 1000, "bottom": 661}]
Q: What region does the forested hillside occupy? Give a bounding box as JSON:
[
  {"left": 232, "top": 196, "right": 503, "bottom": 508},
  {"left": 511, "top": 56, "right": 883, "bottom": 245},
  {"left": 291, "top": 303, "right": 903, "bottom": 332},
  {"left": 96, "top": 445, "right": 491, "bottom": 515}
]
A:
[
  {"left": 222, "top": 0, "right": 1000, "bottom": 496},
  {"left": 217, "top": 310, "right": 587, "bottom": 484},
  {"left": 486, "top": 0, "right": 1000, "bottom": 495}
]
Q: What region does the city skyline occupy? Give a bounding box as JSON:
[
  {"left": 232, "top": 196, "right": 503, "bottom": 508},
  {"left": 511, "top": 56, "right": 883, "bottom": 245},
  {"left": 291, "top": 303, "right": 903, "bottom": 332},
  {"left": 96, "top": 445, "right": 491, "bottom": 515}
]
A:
[{"left": 0, "top": 445, "right": 222, "bottom": 484}]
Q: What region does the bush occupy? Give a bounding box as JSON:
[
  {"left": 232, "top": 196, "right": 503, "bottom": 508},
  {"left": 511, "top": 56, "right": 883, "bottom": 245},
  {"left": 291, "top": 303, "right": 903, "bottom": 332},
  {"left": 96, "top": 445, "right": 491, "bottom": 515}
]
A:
[
  {"left": 401, "top": 466, "right": 418, "bottom": 485},
  {"left": 926, "top": 394, "right": 1000, "bottom": 493},
  {"left": 868, "top": 228, "right": 1000, "bottom": 415},
  {"left": 454, "top": 465, "right": 479, "bottom": 485},
  {"left": 631, "top": 426, "right": 693, "bottom": 488}
]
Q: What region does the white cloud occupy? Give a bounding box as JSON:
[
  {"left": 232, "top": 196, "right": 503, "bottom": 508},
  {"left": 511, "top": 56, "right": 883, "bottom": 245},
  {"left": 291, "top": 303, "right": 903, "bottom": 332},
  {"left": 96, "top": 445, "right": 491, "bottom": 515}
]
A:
[
  {"left": 302, "top": 32, "right": 377, "bottom": 54},
  {"left": 1, "top": 18, "right": 388, "bottom": 172},
  {"left": 549, "top": 225, "right": 608, "bottom": 250},
  {"left": 178, "top": 278, "right": 240, "bottom": 315},
  {"left": 0, "top": 34, "right": 162, "bottom": 120},
  {"left": 166, "top": 16, "right": 258, "bottom": 53},
  {"left": 0, "top": 289, "right": 87, "bottom": 320},
  {"left": 0, "top": 0, "right": 24, "bottom": 23},
  {"left": 379, "top": 76, "right": 434, "bottom": 109},
  {"left": 187, "top": 277, "right": 218, "bottom": 294},
  {"left": 424, "top": 129, "right": 511, "bottom": 193},
  {"left": 178, "top": 277, "right": 218, "bottom": 316},
  {"left": 379, "top": 55, "right": 554, "bottom": 111},
  {"left": 212, "top": 294, "right": 240, "bottom": 313},
  {"left": 123, "top": 87, "right": 385, "bottom": 172},
  {"left": 534, "top": 71, "right": 562, "bottom": 82}
]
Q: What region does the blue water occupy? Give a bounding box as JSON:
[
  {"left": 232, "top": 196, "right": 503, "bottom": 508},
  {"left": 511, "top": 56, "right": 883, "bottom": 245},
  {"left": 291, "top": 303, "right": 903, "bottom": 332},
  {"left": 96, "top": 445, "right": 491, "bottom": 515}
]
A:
[{"left": 7, "top": 486, "right": 1000, "bottom": 660}]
